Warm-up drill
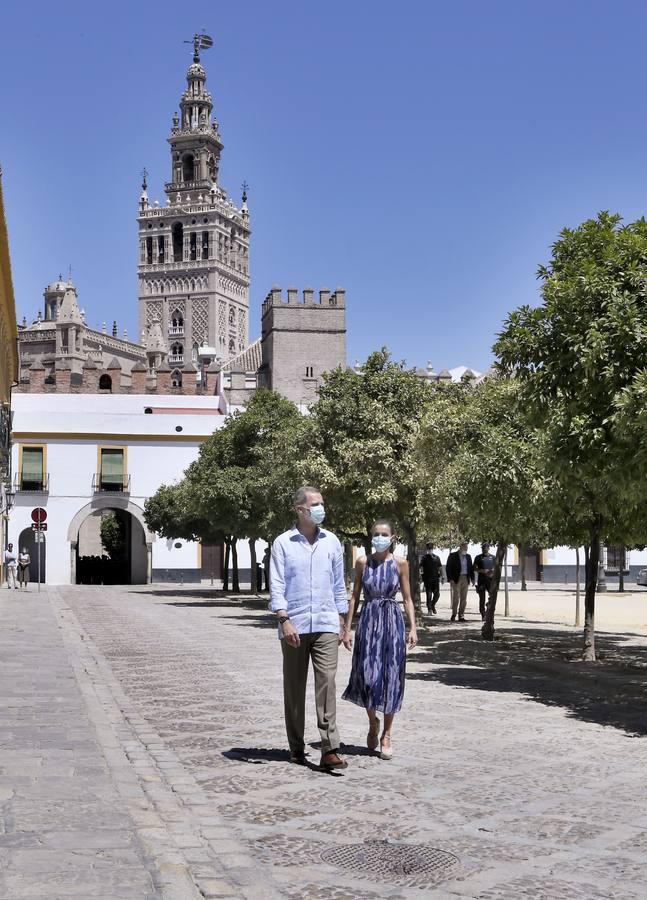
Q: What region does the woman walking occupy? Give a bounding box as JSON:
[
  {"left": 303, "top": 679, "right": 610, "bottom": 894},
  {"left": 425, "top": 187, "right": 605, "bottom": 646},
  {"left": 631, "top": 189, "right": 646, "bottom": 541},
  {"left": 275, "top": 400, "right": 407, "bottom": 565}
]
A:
[
  {"left": 17, "top": 548, "right": 30, "bottom": 590},
  {"left": 342, "top": 520, "right": 417, "bottom": 759}
]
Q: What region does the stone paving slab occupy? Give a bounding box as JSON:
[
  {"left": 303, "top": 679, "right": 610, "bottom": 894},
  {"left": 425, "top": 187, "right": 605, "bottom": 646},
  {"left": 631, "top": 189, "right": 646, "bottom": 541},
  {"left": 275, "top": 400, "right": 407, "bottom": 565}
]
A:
[{"left": 54, "top": 583, "right": 647, "bottom": 898}]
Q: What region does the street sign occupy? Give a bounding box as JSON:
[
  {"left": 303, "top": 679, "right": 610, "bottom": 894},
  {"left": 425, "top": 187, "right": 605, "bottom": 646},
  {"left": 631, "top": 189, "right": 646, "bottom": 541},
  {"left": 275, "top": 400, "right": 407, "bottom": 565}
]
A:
[
  {"left": 31, "top": 507, "right": 47, "bottom": 524},
  {"left": 31, "top": 522, "right": 47, "bottom": 531}
]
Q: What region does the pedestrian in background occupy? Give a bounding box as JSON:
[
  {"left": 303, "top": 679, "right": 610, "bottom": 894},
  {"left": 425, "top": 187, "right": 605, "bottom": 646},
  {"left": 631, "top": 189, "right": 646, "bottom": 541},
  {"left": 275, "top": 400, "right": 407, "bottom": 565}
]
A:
[
  {"left": 17, "top": 548, "right": 30, "bottom": 590},
  {"left": 420, "top": 542, "right": 443, "bottom": 615},
  {"left": 4, "top": 544, "right": 17, "bottom": 589},
  {"left": 473, "top": 542, "right": 495, "bottom": 620},
  {"left": 262, "top": 546, "right": 271, "bottom": 592},
  {"left": 445, "top": 542, "right": 474, "bottom": 622},
  {"left": 270, "top": 486, "right": 349, "bottom": 771},
  {"left": 342, "top": 520, "right": 417, "bottom": 760}
]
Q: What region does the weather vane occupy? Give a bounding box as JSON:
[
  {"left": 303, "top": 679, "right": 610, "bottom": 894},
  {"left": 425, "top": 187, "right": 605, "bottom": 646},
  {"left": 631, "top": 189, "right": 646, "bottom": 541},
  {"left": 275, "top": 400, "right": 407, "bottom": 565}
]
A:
[
  {"left": 141, "top": 167, "right": 148, "bottom": 191},
  {"left": 241, "top": 180, "right": 249, "bottom": 203},
  {"left": 184, "top": 31, "right": 213, "bottom": 63}
]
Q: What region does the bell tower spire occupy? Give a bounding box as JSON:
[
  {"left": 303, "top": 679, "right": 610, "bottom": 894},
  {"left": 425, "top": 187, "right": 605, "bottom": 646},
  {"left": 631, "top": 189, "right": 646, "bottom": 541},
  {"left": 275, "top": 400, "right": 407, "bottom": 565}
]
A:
[
  {"left": 137, "top": 34, "right": 251, "bottom": 372},
  {"left": 167, "top": 32, "right": 222, "bottom": 201}
]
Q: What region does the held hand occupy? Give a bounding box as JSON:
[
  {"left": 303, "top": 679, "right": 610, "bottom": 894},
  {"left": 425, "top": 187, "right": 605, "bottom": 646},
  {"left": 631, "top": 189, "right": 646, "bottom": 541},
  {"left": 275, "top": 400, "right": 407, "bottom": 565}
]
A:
[
  {"left": 281, "top": 621, "right": 300, "bottom": 648},
  {"left": 407, "top": 629, "right": 418, "bottom": 649},
  {"left": 342, "top": 629, "right": 353, "bottom": 651}
]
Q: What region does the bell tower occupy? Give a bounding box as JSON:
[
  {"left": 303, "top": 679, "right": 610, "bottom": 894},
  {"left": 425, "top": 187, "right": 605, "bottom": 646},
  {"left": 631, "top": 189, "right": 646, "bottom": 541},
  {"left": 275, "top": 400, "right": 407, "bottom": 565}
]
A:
[{"left": 137, "top": 34, "right": 251, "bottom": 375}]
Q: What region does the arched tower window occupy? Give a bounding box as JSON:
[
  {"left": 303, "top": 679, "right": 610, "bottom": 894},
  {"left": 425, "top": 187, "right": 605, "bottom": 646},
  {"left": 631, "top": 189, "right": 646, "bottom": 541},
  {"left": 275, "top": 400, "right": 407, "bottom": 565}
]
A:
[
  {"left": 172, "top": 223, "right": 183, "bottom": 262},
  {"left": 228, "top": 338, "right": 235, "bottom": 355},
  {"left": 99, "top": 374, "right": 112, "bottom": 392},
  {"left": 182, "top": 154, "right": 195, "bottom": 182},
  {"left": 171, "top": 369, "right": 182, "bottom": 388}
]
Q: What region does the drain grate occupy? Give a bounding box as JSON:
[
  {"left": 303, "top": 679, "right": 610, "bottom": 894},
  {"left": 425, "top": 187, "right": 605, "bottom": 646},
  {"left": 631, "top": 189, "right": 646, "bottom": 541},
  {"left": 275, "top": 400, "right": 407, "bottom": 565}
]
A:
[{"left": 320, "top": 840, "right": 459, "bottom": 884}]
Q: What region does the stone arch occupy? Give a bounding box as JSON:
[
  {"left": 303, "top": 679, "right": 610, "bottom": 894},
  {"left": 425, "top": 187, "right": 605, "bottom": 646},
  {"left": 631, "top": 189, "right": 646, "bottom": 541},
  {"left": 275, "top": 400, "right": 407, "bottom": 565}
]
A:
[{"left": 67, "top": 497, "right": 155, "bottom": 584}]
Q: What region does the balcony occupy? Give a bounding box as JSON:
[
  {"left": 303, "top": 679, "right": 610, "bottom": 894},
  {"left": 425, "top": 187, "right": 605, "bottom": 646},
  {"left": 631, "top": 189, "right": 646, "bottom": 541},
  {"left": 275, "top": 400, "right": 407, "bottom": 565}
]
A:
[
  {"left": 168, "top": 355, "right": 184, "bottom": 365},
  {"left": 14, "top": 472, "right": 50, "bottom": 493},
  {"left": 168, "top": 326, "right": 184, "bottom": 336},
  {"left": 92, "top": 473, "right": 131, "bottom": 493}
]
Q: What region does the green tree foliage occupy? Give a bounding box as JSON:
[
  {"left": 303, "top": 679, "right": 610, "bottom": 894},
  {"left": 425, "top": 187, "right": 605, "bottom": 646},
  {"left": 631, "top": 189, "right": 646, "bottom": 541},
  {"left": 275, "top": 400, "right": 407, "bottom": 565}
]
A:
[
  {"left": 495, "top": 212, "right": 647, "bottom": 659},
  {"left": 304, "top": 349, "right": 432, "bottom": 612},
  {"left": 144, "top": 390, "right": 308, "bottom": 590},
  {"left": 100, "top": 512, "right": 125, "bottom": 559},
  {"left": 417, "top": 377, "right": 549, "bottom": 639}
]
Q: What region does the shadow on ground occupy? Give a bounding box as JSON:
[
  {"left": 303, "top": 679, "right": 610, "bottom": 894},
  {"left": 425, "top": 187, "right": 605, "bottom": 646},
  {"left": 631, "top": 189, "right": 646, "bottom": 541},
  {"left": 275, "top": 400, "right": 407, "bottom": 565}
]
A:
[{"left": 410, "top": 625, "right": 647, "bottom": 736}]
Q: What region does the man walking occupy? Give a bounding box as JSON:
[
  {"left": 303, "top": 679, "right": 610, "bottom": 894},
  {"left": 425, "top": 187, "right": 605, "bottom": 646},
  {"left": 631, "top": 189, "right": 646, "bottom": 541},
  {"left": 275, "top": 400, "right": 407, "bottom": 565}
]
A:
[
  {"left": 421, "top": 542, "right": 443, "bottom": 615},
  {"left": 474, "top": 542, "right": 495, "bottom": 620},
  {"left": 270, "top": 486, "right": 349, "bottom": 770},
  {"left": 4, "top": 543, "right": 17, "bottom": 589},
  {"left": 445, "top": 542, "right": 474, "bottom": 622}
]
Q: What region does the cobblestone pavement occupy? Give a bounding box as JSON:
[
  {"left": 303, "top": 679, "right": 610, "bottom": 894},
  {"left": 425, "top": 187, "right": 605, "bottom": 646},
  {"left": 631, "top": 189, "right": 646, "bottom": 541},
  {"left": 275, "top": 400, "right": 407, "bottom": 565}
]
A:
[{"left": 42, "top": 582, "right": 646, "bottom": 899}]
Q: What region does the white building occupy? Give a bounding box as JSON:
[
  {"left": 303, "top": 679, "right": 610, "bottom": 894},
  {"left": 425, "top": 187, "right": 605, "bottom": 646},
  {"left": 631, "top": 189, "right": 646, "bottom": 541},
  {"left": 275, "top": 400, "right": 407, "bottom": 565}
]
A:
[{"left": 8, "top": 392, "right": 261, "bottom": 586}]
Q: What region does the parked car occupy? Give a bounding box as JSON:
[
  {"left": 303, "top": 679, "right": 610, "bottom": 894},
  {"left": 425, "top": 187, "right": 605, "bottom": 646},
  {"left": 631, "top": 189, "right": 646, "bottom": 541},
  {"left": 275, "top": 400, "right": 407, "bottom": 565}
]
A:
[{"left": 637, "top": 569, "right": 647, "bottom": 587}]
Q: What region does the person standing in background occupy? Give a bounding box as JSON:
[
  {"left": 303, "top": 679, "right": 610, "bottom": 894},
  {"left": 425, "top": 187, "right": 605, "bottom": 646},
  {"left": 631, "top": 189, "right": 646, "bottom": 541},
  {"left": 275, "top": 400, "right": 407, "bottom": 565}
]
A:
[
  {"left": 17, "top": 548, "right": 31, "bottom": 590},
  {"left": 445, "top": 542, "right": 474, "bottom": 622},
  {"left": 4, "top": 543, "right": 17, "bottom": 589},
  {"left": 473, "top": 542, "right": 495, "bottom": 620},
  {"left": 420, "top": 542, "right": 443, "bottom": 615}
]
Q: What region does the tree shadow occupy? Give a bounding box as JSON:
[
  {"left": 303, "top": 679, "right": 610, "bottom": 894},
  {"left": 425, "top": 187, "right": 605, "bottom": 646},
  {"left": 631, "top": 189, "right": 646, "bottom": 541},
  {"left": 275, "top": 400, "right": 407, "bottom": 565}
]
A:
[
  {"left": 217, "top": 614, "right": 276, "bottom": 629},
  {"left": 408, "top": 626, "right": 647, "bottom": 736}
]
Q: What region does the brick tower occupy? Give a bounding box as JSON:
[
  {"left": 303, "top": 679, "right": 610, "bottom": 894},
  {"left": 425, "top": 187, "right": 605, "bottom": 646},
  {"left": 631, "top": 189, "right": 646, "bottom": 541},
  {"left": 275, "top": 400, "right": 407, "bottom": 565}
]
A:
[{"left": 258, "top": 287, "right": 346, "bottom": 407}]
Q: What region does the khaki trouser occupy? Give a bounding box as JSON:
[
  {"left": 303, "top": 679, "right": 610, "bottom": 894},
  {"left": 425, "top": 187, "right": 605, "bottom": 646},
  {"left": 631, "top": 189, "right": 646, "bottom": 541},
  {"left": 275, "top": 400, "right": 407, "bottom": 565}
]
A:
[
  {"left": 450, "top": 575, "right": 470, "bottom": 616},
  {"left": 281, "top": 631, "right": 340, "bottom": 754},
  {"left": 5, "top": 567, "right": 16, "bottom": 589}
]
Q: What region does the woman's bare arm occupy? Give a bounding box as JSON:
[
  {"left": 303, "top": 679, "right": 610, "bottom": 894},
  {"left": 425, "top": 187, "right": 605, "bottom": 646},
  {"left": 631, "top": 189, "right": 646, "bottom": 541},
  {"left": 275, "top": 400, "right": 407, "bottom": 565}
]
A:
[
  {"left": 397, "top": 559, "right": 418, "bottom": 646},
  {"left": 343, "top": 557, "right": 366, "bottom": 649}
]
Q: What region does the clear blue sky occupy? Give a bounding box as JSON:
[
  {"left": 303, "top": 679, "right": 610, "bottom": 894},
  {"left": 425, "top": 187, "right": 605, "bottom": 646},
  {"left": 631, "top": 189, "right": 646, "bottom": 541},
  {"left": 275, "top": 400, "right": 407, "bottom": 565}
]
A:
[{"left": 2, "top": 0, "right": 646, "bottom": 373}]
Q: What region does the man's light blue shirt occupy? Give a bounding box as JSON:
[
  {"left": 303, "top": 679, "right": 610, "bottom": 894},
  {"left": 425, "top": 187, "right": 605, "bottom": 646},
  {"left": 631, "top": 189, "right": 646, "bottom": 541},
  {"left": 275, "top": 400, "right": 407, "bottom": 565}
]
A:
[{"left": 269, "top": 526, "right": 348, "bottom": 637}]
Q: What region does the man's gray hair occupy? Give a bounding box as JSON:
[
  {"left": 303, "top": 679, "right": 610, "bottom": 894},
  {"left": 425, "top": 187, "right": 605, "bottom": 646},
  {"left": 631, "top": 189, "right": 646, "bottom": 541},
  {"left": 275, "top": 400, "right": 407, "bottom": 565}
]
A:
[{"left": 293, "top": 485, "right": 321, "bottom": 507}]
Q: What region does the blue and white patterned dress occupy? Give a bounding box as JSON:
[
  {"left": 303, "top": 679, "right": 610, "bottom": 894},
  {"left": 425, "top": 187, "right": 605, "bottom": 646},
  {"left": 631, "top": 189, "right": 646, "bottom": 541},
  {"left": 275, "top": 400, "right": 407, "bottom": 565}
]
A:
[{"left": 342, "top": 556, "right": 406, "bottom": 715}]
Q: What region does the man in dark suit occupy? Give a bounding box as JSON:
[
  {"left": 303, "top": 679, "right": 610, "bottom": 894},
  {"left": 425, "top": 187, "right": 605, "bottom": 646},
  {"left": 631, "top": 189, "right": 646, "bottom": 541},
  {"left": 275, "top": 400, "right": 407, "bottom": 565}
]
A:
[
  {"left": 473, "top": 542, "right": 495, "bottom": 621},
  {"left": 420, "top": 542, "right": 443, "bottom": 615},
  {"left": 445, "top": 542, "right": 474, "bottom": 622}
]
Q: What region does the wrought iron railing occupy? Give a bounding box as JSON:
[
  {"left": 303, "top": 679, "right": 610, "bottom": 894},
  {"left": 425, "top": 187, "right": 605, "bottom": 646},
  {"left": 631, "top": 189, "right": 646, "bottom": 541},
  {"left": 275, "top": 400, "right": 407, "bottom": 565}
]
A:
[{"left": 92, "top": 473, "right": 131, "bottom": 493}]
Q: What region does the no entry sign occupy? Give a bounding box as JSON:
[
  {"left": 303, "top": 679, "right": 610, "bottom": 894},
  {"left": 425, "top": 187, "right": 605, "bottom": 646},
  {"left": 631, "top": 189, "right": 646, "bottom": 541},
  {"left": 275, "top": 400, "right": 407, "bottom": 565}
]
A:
[{"left": 31, "top": 507, "right": 47, "bottom": 525}]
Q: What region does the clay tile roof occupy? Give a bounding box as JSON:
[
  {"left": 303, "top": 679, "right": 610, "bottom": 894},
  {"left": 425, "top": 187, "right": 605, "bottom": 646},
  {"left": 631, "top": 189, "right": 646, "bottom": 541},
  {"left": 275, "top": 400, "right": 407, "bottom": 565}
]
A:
[{"left": 222, "top": 338, "right": 262, "bottom": 373}]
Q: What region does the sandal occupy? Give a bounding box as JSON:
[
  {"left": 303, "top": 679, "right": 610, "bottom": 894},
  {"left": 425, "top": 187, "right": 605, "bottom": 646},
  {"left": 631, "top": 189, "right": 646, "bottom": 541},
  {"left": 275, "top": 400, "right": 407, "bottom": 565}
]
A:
[{"left": 380, "top": 734, "right": 393, "bottom": 760}]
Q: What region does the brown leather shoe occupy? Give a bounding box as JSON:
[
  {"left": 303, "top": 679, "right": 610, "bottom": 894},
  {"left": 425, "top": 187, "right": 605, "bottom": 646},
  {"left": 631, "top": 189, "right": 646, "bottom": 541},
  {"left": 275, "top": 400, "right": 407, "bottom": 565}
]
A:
[
  {"left": 289, "top": 750, "right": 307, "bottom": 765},
  {"left": 320, "top": 750, "right": 348, "bottom": 770}
]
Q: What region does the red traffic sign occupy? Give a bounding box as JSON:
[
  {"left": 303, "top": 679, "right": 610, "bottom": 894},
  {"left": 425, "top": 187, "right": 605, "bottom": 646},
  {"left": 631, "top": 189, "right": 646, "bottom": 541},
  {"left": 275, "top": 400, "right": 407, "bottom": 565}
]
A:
[
  {"left": 31, "top": 507, "right": 47, "bottom": 524},
  {"left": 31, "top": 522, "right": 47, "bottom": 531}
]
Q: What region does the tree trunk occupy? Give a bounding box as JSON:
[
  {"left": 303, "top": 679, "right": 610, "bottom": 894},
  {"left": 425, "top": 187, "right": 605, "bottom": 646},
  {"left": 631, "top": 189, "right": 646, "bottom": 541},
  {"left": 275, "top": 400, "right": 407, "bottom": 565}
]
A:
[
  {"left": 406, "top": 536, "right": 423, "bottom": 620},
  {"left": 231, "top": 539, "right": 240, "bottom": 593},
  {"left": 583, "top": 526, "right": 600, "bottom": 662},
  {"left": 344, "top": 541, "right": 354, "bottom": 589},
  {"left": 519, "top": 543, "right": 527, "bottom": 591},
  {"left": 503, "top": 546, "right": 510, "bottom": 617},
  {"left": 618, "top": 548, "right": 625, "bottom": 592},
  {"left": 481, "top": 540, "right": 507, "bottom": 641},
  {"left": 575, "top": 546, "right": 581, "bottom": 627},
  {"left": 223, "top": 537, "right": 231, "bottom": 591},
  {"left": 249, "top": 538, "right": 257, "bottom": 592}
]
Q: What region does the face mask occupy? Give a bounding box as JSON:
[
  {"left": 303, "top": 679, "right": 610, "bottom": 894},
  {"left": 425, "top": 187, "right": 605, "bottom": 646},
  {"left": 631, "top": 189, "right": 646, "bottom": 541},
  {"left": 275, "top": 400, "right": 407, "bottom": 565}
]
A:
[
  {"left": 372, "top": 535, "right": 392, "bottom": 553},
  {"left": 308, "top": 504, "right": 325, "bottom": 525}
]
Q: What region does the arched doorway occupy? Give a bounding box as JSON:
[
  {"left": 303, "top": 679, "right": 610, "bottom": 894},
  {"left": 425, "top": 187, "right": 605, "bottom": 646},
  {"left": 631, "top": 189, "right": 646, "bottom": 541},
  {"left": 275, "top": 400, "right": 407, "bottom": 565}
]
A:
[
  {"left": 18, "top": 526, "right": 45, "bottom": 585},
  {"left": 68, "top": 498, "right": 154, "bottom": 585}
]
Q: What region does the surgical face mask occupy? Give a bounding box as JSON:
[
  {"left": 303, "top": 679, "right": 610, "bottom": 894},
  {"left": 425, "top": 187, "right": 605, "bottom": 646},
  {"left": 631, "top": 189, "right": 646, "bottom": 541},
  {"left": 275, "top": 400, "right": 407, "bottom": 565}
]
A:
[
  {"left": 372, "top": 535, "right": 392, "bottom": 553},
  {"left": 308, "top": 504, "right": 325, "bottom": 525}
]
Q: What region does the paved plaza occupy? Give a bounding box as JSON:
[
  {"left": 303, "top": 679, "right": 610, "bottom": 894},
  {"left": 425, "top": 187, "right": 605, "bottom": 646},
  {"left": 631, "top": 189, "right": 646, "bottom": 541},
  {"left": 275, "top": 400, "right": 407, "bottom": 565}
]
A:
[{"left": 0, "top": 582, "right": 646, "bottom": 898}]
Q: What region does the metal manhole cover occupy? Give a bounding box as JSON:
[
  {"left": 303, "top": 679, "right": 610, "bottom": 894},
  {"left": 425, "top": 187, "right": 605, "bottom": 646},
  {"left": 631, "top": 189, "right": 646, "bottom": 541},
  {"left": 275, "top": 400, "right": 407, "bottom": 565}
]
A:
[{"left": 320, "top": 840, "right": 458, "bottom": 884}]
